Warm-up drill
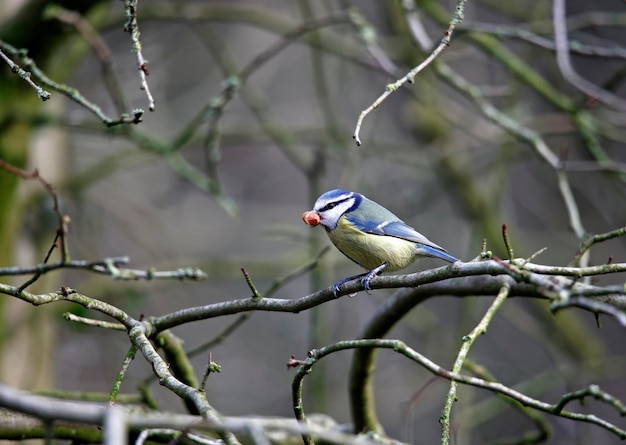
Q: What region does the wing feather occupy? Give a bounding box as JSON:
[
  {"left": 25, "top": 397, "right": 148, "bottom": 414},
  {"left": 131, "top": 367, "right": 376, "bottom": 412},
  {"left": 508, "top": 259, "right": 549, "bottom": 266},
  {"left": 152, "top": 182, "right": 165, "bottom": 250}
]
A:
[{"left": 345, "top": 215, "right": 447, "bottom": 252}]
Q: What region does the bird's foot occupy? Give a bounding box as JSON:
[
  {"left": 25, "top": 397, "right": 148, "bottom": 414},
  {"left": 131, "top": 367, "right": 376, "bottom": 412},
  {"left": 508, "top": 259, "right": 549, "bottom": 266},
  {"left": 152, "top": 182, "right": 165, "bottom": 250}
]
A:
[
  {"left": 332, "top": 273, "right": 366, "bottom": 298},
  {"left": 332, "top": 263, "right": 388, "bottom": 297},
  {"left": 360, "top": 263, "right": 388, "bottom": 294}
]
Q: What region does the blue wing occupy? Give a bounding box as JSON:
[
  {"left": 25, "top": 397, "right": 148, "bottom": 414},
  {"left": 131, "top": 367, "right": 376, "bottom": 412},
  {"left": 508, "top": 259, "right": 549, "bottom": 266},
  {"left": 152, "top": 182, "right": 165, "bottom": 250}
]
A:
[{"left": 345, "top": 215, "right": 458, "bottom": 263}]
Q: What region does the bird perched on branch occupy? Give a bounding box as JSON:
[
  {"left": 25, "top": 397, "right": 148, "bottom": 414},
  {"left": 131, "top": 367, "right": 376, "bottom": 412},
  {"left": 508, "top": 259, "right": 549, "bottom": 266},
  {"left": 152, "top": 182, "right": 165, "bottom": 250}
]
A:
[{"left": 302, "top": 189, "right": 458, "bottom": 296}]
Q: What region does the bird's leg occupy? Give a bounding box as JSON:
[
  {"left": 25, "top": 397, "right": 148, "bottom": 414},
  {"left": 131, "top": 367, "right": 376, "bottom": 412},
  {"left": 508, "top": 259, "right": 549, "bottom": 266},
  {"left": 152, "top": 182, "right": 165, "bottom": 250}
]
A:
[
  {"left": 361, "top": 262, "right": 387, "bottom": 294},
  {"left": 331, "top": 262, "right": 388, "bottom": 297},
  {"left": 332, "top": 272, "right": 367, "bottom": 297}
]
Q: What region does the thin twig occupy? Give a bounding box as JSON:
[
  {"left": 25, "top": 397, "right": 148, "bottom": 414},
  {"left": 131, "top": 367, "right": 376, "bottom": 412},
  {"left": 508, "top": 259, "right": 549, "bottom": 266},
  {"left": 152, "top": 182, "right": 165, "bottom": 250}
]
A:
[
  {"left": 440, "top": 284, "right": 510, "bottom": 445},
  {"left": 199, "top": 352, "right": 222, "bottom": 393},
  {"left": 0, "top": 40, "right": 142, "bottom": 127},
  {"left": 353, "top": 0, "right": 467, "bottom": 145},
  {"left": 263, "top": 246, "right": 330, "bottom": 297},
  {"left": 0, "top": 45, "right": 51, "bottom": 100},
  {"left": 0, "top": 160, "right": 71, "bottom": 290},
  {"left": 187, "top": 314, "right": 251, "bottom": 359},
  {"left": 571, "top": 226, "right": 626, "bottom": 267},
  {"left": 123, "top": 0, "right": 155, "bottom": 111},
  {"left": 109, "top": 345, "right": 138, "bottom": 405},
  {"left": 240, "top": 267, "right": 262, "bottom": 300},
  {"left": 553, "top": 384, "right": 626, "bottom": 415},
  {"left": 501, "top": 223, "right": 514, "bottom": 261},
  {"left": 551, "top": 296, "right": 626, "bottom": 328},
  {"left": 63, "top": 313, "right": 126, "bottom": 330}
]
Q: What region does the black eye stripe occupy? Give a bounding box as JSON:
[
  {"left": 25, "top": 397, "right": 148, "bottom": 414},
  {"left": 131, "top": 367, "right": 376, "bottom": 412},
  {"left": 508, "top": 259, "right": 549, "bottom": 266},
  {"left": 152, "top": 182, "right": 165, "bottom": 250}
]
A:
[
  {"left": 320, "top": 196, "right": 351, "bottom": 212},
  {"left": 316, "top": 193, "right": 360, "bottom": 213}
]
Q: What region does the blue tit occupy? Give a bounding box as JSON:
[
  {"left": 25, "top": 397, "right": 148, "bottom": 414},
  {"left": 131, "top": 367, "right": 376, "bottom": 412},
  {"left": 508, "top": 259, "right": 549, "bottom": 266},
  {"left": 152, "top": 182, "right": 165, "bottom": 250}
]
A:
[{"left": 302, "top": 189, "right": 458, "bottom": 296}]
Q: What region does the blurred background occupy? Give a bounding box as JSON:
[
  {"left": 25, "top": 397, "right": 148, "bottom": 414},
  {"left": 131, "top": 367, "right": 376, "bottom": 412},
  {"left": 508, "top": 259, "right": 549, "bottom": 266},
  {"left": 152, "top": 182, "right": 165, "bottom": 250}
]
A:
[{"left": 1, "top": 0, "right": 626, "bottom": 443}]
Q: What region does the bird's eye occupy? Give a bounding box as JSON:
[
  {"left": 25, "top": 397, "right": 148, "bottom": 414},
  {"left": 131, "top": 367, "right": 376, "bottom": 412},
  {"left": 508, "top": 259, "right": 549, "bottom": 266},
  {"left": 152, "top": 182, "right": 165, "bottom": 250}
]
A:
[{"left": 322, "top": 202, "right": 338, "bottom": 211}]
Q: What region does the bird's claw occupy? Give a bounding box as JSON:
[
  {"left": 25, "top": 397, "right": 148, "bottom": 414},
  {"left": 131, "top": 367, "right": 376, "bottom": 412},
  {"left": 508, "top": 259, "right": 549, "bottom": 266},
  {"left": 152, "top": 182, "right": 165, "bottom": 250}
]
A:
[
  {"left": 361, "top": 262, "right": 387, "bottom": 294},
  {"left": 332, "top": 282, "right": 342, "bottom": 298},
  {"left": 331, "top": 263, "right": 388, "bottom": 297},
  {"left": 331, "top": 275, "right": 358, "bottom": 297},
  {"left": 360, "top": 274, "right": 374, "bottom": 294}
]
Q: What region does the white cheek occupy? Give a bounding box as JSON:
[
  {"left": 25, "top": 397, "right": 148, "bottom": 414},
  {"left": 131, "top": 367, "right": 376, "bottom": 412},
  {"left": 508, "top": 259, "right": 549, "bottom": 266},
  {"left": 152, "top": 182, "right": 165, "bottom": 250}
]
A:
[
  {"left": 325, "top": 207, "right": 346, "bottom": 221},
  {"left": 319, "top": 201, "right": 354, "bottom": 228}
]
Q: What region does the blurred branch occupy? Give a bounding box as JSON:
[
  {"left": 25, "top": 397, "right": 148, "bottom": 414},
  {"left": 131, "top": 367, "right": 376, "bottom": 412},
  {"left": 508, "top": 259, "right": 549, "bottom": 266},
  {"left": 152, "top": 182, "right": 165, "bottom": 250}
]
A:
[
  {"left": 524, "top": 11, "right": 626, "bottom": 33},
  {"left": 136, "top": 428, "right": 219, "bottom": 445},
  {"left": 263, "top": 245, "right": 330, "bottom": 297},
  {"left": 560, "top": 159, "right": 626, "bottom": 174},
  {"left": 187, "top": 315, "right": 250, "bottom": 360},
  {"left": 353, "top": 0, "right": 468, "bottom": 146},
  {"left": 402, "top": 2, "right": 593, "bottom": 264},
  {"left": 552, "top": 0, "right": 626, "bottom": 112},
  {"left": 431, "top": 62, "right": 590, "bottom": 262},
  {"left": 162, "top": 20, "right": 321, "bottom": 216},
  {"left": 0, "top": 40, "right": 143, "bottom": 127},
  {"left": 348, "top": 7, "right": 400, "bottom": 76},
  {"left": 0, "top": 385, "right": 389, "bottom": 445},
  {"left": 186, "top": 17, "right": 321, "bottom": 174},
  {"left": 169, "top": 10, "right": 353, "bottom": 154},
  {"left": 154, "top": 330, "right": 202, "bottom": 415},
  {"left": 556, "top": 169, "right": 586, "bottom": 243},
  {"left": 0, "top": 159, "right": 69, "bottom": 290},
  {"left": 460, "top": 22, "right": 626, "bottom": 59},
  {"left": 427, "top": 0, "right": 625, "bottom": 187},
  {"left": 140, "top": 3, "right": 378, "bottom": 72},
  {"left": 0, "top": 255, "right": 208, "bottom": 282},
  {"left": 293, "top": 339, "right": 626, "bottom": 439},
  {"left": 47, "top": 5, "right": 128, "bottom": 114},
  {"left": 70, "top": 4, "right": 394, "bottom": 214},
  {"left": 440, "top": 284, "right": 510, "bottom": 445},
  {"left": 109, "top": 345, "right": 138, "bottom": 405},
  {"left": 460, "top": 360, "right": 551, "bottom": 443}
]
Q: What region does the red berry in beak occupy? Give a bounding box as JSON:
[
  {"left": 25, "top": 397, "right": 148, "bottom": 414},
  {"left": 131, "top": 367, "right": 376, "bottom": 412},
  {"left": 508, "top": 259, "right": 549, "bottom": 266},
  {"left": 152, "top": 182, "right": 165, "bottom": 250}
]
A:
[{"left": 302, "top": 211, "right": 321, "bottom": 226}]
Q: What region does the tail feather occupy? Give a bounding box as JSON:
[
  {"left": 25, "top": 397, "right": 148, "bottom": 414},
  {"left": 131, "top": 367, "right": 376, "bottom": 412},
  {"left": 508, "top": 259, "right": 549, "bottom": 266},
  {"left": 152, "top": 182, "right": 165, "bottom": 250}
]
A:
[{"left": 418, "top": 244, "right": 458, "bottom": 263}]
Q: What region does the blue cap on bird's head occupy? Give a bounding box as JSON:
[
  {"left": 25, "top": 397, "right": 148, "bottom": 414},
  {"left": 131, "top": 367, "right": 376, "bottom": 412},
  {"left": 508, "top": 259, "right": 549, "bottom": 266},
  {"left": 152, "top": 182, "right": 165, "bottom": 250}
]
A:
[
  {"left": 305, "top": 190, "right": 362, "bottom": 231},
  {"left": 316, "top": 189, "right": 355, "bottom": 202},
  {"left": 302, "top": 189, "right": 458, "bottom": 296}
]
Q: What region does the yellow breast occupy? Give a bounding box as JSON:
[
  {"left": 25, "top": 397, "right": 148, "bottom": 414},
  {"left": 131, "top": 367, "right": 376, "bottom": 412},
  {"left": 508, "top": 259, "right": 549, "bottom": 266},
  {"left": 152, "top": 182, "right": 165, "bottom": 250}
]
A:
[{"left": 327, "top": 217, "right": 418, "bottom": 271}]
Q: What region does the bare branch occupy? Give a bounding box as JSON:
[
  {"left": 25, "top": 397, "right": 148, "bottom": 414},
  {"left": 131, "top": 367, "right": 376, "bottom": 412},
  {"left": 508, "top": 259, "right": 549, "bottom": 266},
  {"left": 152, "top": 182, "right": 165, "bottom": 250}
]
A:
[
  {"left": 122, "top": 0, "right": 155, "bottom": 111},
  {"left": 552, "top": 0, "right": 626, "bottom": 112},
  {"left": 0, "top": 40, "right": 143, "bottom": 127},
  {"left": 0, "top": 44, "right": 51, "bottom": 101},
  {"left": 440, "top": 284, "right": 510, "bottom": 445},
  {"left": 293, "top": 340, "right": 626, "bottom": 440},
  {"left": 353, "top": 0, "right": 468, "bottom": 145}
]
